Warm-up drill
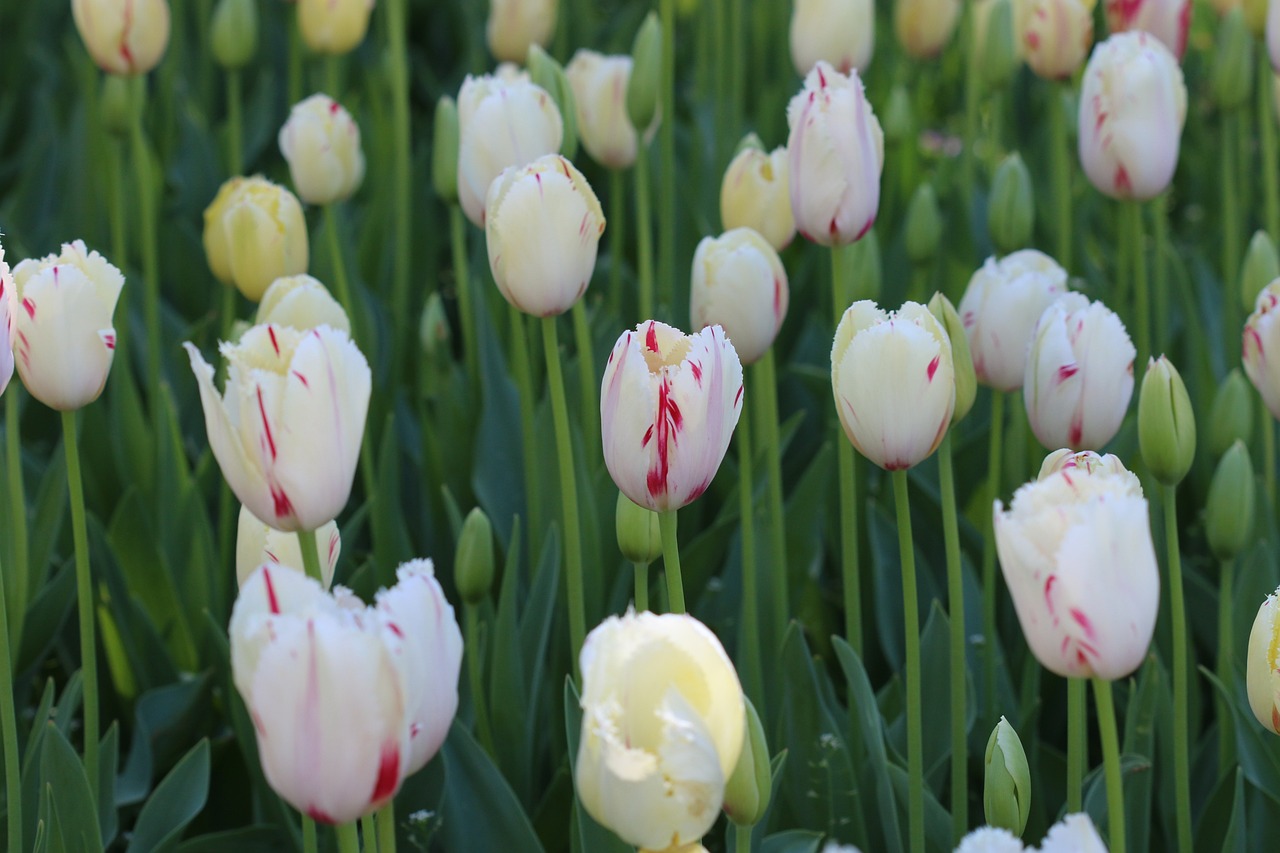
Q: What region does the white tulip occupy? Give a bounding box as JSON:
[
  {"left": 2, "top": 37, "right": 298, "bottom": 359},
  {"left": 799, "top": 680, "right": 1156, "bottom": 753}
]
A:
[
  {"left": 235, "top": 504, "right": 341, "bottom": 589},
  {"left": 790, "top": 0, "right": 875, "bottom": 76},
  {"left": 720, "top": 145, "right": 796, "bottom": 252},
  {"left": 279, "top": 94, "right": 366, "bottom": 206},
  {"left": 690, "top": 228, "right": 788, "bottom": 365}
]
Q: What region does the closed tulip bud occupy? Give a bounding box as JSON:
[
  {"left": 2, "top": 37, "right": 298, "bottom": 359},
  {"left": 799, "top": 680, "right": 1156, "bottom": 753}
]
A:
[
  {"left": 959, "top": 249, "right": 1070, "bottom": 392},
  {"left": 955, "top": 827, "right": 1025, "bottom": 853},
  {"left": 1105, "top": 0, "right": 1191, "bottom": 60},
  {"left": 72, "top": 0, "right": 170, "bottom": 76},
  {"left": 984, "top": 717, "right": 1030, "bottom": 835},
  {"left": 1249, "top": 586, "right": 1280, "bottom": 734},
  {"left": 882, "top": 85, "right": 913, "bottom": 145},
  {"left": 575, "top": 610, "right": 745, "bottom": 849},
  {"left": 895, "top": 0, "right": 962, "bottom": 58},
  {"left": 1138, "top": 356, "right": 1195, "bottom": 486},
  {"left": 1243, "top": 231, "right": 1280, "bottom": 312},
  {"left": 100, "top": 75, "right": 132, "bottom": 136},
  {"left": 627, "top": 14, "right": 663, "bottom": 134},
  {"left": 0, "top": 244, "right": 15, "bottom": 396},
  {"left": 1023, "top": 0, "right": 1093, "bottom": 81},
  {"left": 297, "top": 0, "right": 374, "bottom": 56},
  {"left": 979, "top": 0, "right": 1021, "bottom": 89},
  {"left": 10, "top": 241, "right": 123, "bottom": 411},
  {"left": 690, "top": 229, "right": 788, "bottom": 365},
  {"left": 929, "top": 292, "right": 976, "bottom": 424},
  {"left": 1207, "top": 369, "right": 1253, "bottom": 458},
  {"left": 185, "top": 324, "right": 371, "bottom": 532},
  {"left": 1079, "top": 32, "right": 1187, "bottom": 201},
  {"left": 790, "top": 0, "right": 876, "bottom": 76},
  {"left": 1243, "top": 281, "right": 1280, "bottom": 421},
  {"left": 995, "top": 458, "right": 1158, "bottom": 679},
  {"left": 787, "top": 62, "right": 884, "bottom": 247},
  {"left": 432, "top": 97, "right": 460, "bottom": 205},
  {"left": 528, "top": 45, "right": 579, "bottom": 160},
  {"left": 1206, "top": 441, "right": 1256, "bottom": 561},
  {"left": 1213, "top": 10, "right": 1255, "bottom": 110},
  {"left": 601, "top": 321, "right": 744, "bottom": 512},
  {"left": 454, "top": 507, "right": 495, "bottom": 605},
  {"left": 279, "top": 94, "right": 366, "bottom": 206},
  {"left": 988, "top": 154, "right": 1035, "bottom": 254},
  {"left": 832, "top": 301, "right": 955, "bottom": 470},
  {"left": 256, "top": 275, "right": 350, "bottom": 334},
  {"left": 211, "top": 0, "right": 258, "bottom": 70},
  {"left": 567, "top": 51, "right": 645, "bottom": 170},
  {"left": 905, "top": 183, "right": 942, "bottom": 265},
  {"left": 487, "top": 0, "right": 558, "bottom": 64},
  {"left": 720, "top": 144, "right": 796, "bottom": 252},
  {"left": 616, "top": 492, "right": 663, "bottom": 566},
  {"left": 1039, "top": 814, "right": 1108, "bottom": 853},
  {"left": 1038, "top": 448, "right": 1129, "bottom": 480},
  {"left": 485, "top": 154, "right": 605, "bottom": 317},
  {"left": 723, "top": 697, "right": 771, "bottom": 827},
  {"left": 203, "top": 177, "right": 310, "bottom": 302},
  {"left": 1024, "top": 294, "right": 1136, "bottom": 450},
  {"left": 236, "top": 504, "right": 340, "bottom": 589},
  {"left": 456, "top": 73, "right": 563, "bottom": 227}
]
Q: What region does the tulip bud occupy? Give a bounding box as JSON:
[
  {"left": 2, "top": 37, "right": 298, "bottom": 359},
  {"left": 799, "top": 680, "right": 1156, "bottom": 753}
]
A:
[
  {"left": 616, "top": 492, "right": 663, "bottom": 565},
  {"left": 988, "top": 154, "right": 1035, "bottom": 254},
  {"left": 1242, "top": 231, "right": 1280, "bottom": 312},
  {"left": 1023, "top": 0, "right": 1093, "bottom": 81},
  {"left": 929, "top": 292, "right": 976, "bottom": 424},
  {"left": 1039, "top": 814, "right": 1109, "bottom": 852},
  {"left": 236, "top": 504, "right": 340, "bottom": 589},
  {"left": 1243, "top": 281, "right": 1280, "bottom": 421},
  {"left": 0, "top": 243, "right": 16, "bottom": 397},
  {"left": 895, "top": 0, "right": 962, "bottom": 59},
  {"left": 723, "top": 697, "right": 771, "bottom": 827},
  {"left": 955, "top": 827, "right": 1025, "bottom": 853},
  {"left": 1213, "top": 10, "right": 1255, "bottom": 110},
  {"left": 690, "top": 229, "right": 788, "bottom": 365},
  {"left": 1206, "top": 441, "right": 1256, "bottom": 561},
  {"left": 882, "top": 85, "right": 913, "bottom": 145},
  {"left": 72, "top": 0, "right": 170, "bottom": 76},
  {"left": 454, "top": 507, "right": 495, "bottom": 605},
  {"left": 432, "top": 97, "right": 460, "bottom": 205},
  {"left": 790, "top": 0, "right": 876, "bottom": 76},
  {"left": 1248, "top": 586, "right": 1280, "bottom": 733},
  {"left": 278, "top": 94, "right": 365, "bottom": 206},
  {"left": 257, "top": 275, "right": 350, "bottom": 334},
  {"left": 1138, "top": 356, "right": 1196, "bottom": 486},
  {"left": 979, "top": 0, "right": 1020, "bottom": 89},
  {"left": 203, "top": 176, "right": 310, "bottom": 302},
  {"left": 211, "top": 0, "right": 258, "bottom": 70},
  {"left": 720, "top": 144, "right": 796, "bottom": 252},
  {"left": 567, "top": 51, "right": 645, "bottom": 170},
  {"left": 1079, "top": 32, "right": 1188, "bottom": 202},
  {"left": 1105, "top": 0, "right": 1191, "bottom": 60},
  {"left": 100, "top": 75, "right": 132, "bottom": 137},
  {"left": 528, "top": 45, "right": 579, "bottom": 160},
  {"left": 984, "top": 717, "right": 1030, "bottom": 835},
  {"left": 627, "top": 13, "right": 663, "bottom": 135},
  {"left": 1207, "top": 369, "right": 1254, "bottom": 458},
  {"left": 297, "top": 0, "right": 374, "bottom": 56},
  {"left": 487, "top": 0, "right": 558, "bottom": 64},
  {"left": 904, "top": 184, "right": 942, "bottom": 265}
]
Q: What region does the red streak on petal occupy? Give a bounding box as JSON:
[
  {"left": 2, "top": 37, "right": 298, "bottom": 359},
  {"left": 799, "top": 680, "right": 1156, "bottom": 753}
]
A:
[
  {"left": 1273, "top": 705, "right": 1280, "bottom": 733},
  {"left": 691, "top": 361, "right": 702, "bottom": 386},
  {"left": 926, "top": 355, "right": 940, "bottom": 382},
  {"left": 1068, "top": 413, "right": 1084, "bottom": 448},
  {"left": 387, "top": 622, "right": 404, "bottom": 638},
  {"left": 328, "top": 531, "right": 339, "bottom": 564},
  {"left": 645, "top": 321, "right": 659, "bottom": 353},
  {"left": 103, "top": 334, "right": 116, "bottom": 350},
  {"left": 734, "top": 384, "right": 744, "bottom": 407},
  {"left": 292, "top": 370, "right": 310, "bottom": 388},
  {"left": 271, "top": 485, "right": 295, "bottom": 520},
  {"left": 329, "top": 100, "right": 340, "bottom": 115},
  {"left": 257, "top": 387, "right": 277, "bottom": 460},
  {"left": 816, "top": 65, "right": 827, "bottom": 87},
  {"left": 21, "top": 298, "right": 34, "bottom": 319},
  {"left": 642, "top": 424, "right": 654, "bottom": 447},
  {"left": 307, "top": 808, "right": 337, "bottom": 824},
  {"left": 371, "top": 742, "right": 402, "bottom": 803},
  {"left": 646, "top": 375, "right": 681, "bottom": 498},
  {"left": 264, "top": 567, "right": 281, "bottom": 614},
  {"left": 1056, "top": 364, "right": 1078, "bottom": 383},
  {"left": 1114, "top": 165, "right": 1132, "bottom": 194},
  {"left": 1070, "top": 607, "right": 1097, "bottom": 641},
  {"left": 268, "top": 326, "right": 280, "bottom": 355},
  {"left": 1044, "top": 575, "right": 1058, "bottom": 619}
]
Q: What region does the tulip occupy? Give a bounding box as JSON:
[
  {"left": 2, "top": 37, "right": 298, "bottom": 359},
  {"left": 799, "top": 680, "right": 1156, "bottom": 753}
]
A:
[
  {"left": 485, "top": 154, "right": 605, "bottom": 317},
  {"left": 211, "top": 0, "right": 258, "bottom": 70},
  {"left": 786, "top": 62, "right": 884, "bottom": 247},
  {"left": 831, "top": 301, "right": 955, "bottom": 470},
  {"left": 1248, "top": 586, "right": 1280, "bottom": 734},
  {"left": 566, "top": 51, "right": 645, "bottom": 170},
  {"left": 256, "top": 275, "right": 350, "bottom": 334},
  {"left": 975, "top": 0, "right": 1023, "bottom": 87},
  {"left": 453, "top": 507, "right": 495, "bottom": 605},
  {"left": 904, "top": 184, "right": 942, "bottom": 265},
  {"left": 456, "top": 72, "right": 564, "bottom": 227},
  {"left": 432, "top": 97, "right": 460, "bottom": 205},
  {"left": 928, "top": 292, "right": 976, "bottom": 423},
  {"left": 1023, "top": 294, "right": 1135, "bottom": 450},
  {"left": 720, "top": 143, "right": 795, "bottom": 251},
  {"left": 1243, "top": 280, "right": 1280, "bottom": 420},
  {"left": 1022, "top": 0, "right": 1094, "bottom": 81},
  {"left": 955, "top": 827, "right": 1025, "bottom": 853},
  {"left": 994, "top": 456, "right": 1158, "bottom": 679},
  {"left": 894, "top": 0, "right": 962, "bottom": 59},
  {"left": 627, "top": 13, "right": 663, "bottom": 134},
  {"left": 722, "top": 698, "right": 771, "bottom": 827},
  {"left": 185, "top": 323, "right": 371, "bottom": 533},
  {"left": 486, "top": 0, "right": 558, "bottom": 64},
  {"left": 1037, "top": 448, "right": 1128, "bottom": 480},
  {"left": 987, "top": 154, "right": 1035, "bottom": 255},
  {"left": 297, "top": 0, "right": 374, "bottom": 56},
  {"left": 1105, "top": 0, "right": 1189, "bottom": 60},
  {"left": 235, "top": 504, "right": 340, "bottom": 589},
  {"left": 575, "top": 610, "right": 745, "bottom": 850},
  {"left": 689, "top": 228, "right": 788, "bottom": 365},
  {"left": 1078, "top": 32, "right": 1187, "bottom": 202},
  {"left": 9, "top": 241, "right": 124, "bottom": 412},
  {"left": 279, "top": 94, "right": 366, "bottom": 206},
  {"left": 1137, "top": 356, "right": 1195, "bottom": 486},
  {"left": 984, "top": 717, "right": 1030, "bottom": 836},
  {"left": 526, "top": 46, "right": 579, "bottom": 160},
  {"left": 600, "top": 320, "right": 744, "bottom": 512},
  {"left": 1207, "top": 368, "right": 1254, "bottom": 457},
  {"left": 72, "top": 0, "right": 170, "bottom": 76},
  {"left": 789, "top": 0, "right": 875, "bottom": 76},
  {"left": 0, "top": 242, "right": 15, "bottom": 396},
  {"left": 204, "top": 177, "right": 310, "bottom": 302},
  {"left": 1206, "top": 441, "right": 1256, "bottom": 562},
  {"left": 1038, "top": 813, "right": 1108, "bottom": 853}
]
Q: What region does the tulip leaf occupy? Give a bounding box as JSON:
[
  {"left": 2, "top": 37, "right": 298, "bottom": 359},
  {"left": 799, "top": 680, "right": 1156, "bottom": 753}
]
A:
[
  {"left": 1121, "top": 656, "right": 1162, "bottom": 853},
  {"left": 14, "top": 560, "right": 75, "bottom": 674},
  {"left": 52, "top": 670, "right": 83, "bottom": 734},
  {"left": 119, "top": 675, "right": 213, "bottom": 807},
  {"left": 99, "top": 723, "right": 120, "bottom": 846},
  {"left": 1081, "top": 754, "right": 1152, "bottom": 845},
  {"left": 25, "top": 433, "right": 68, "bottom": 610},
  {"left": 126, "top": 738, "right": 211, "bottom": 853},
  {"left": 885, "top": 762, "right": 951, "bottom": 853},
  {"left": 760, "top": 829, "right": 824, "bottom": 853},
  {"left": 490, "top": 519, "right": 533, "bottom": 801},
  {"left": 173, "top": 826, "right": 288, "bottom": 853},
  {"left": 39, "top": 722, "right": 102, "bottom": 853},
  {"left": 1203, "top": 668, "right": 1280, "bottom": 807},
  {"left": 440, "top": 721, "right": 545, "bottom": 853},
  {"left": 471, "top": 285, "right": 525, "bottom": 549}
]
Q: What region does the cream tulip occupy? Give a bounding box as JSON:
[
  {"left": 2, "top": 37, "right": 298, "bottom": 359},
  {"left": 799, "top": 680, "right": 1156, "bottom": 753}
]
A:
[
  {"left": 1247, "top": 586, "right": 1280, "bottom": 734},
  {"left": 185, "top": 324, "right": 371, "bottom": 532},
  {"left": 601, "top": 321, "right": 744, "bottom": 512},
  {"left": 9, "top": 241, "right": 123, "bottom": 411},
  {"left": 1037, "top": 448, "right": 1127, "bottom": 480},
  {"left": 1023, "top": 0, "right": 1094, "bottom": 80},
  {"left": 297, "top": 0, "right": 375, "bottom": 56},
  {"left": 790, "top": 0, "right": 875, "bottom": 76},
  {"left": 72, "top": 0, "right": 170, "bottom": 76},
  {"left": 894, "top": 0, "right": 962, "bottom": 59},
  {"left": 235, "top": 504, "right": 341, "bottom": 589},
  {"left": 1038, "top": 813, "right": 1108, "bottom": 853},
  {"left": 575, "top": 610, "right": 744, "bottom": 850},
  {"left": 1105, "top": 0, "right": 1191, "bottom": 60},
  {"left": 203, "top": 177, "right": 310, "bottom": 302},
  {"left": 689, "top": 229, "right": 788, "bottom": 366},
  {"left": 566, "top": 51, "right": 643, "bottom": 170},
  {"left": 720, "top": 145, "right": 796, "bottom": 251},
  {"left": 486, "top": 0, "right": 558, "bottom": 64},
  {"left": 279, "top": 94, "right": 366, "bottom": 206},
  {"left": 0, "top": 242, "right": 15, "bottom": 396},
  {"left": 786, "top": 62, "right": 884, "bottom": 247},
  {"left": 256, "top": 275, "right": 351, "bottom": 334},
  {"left": 831, "top": 301, "right": 955, "bottom": 470},
  {"left": 955, "top": 827, "right": 1025, "bottom": 853}
]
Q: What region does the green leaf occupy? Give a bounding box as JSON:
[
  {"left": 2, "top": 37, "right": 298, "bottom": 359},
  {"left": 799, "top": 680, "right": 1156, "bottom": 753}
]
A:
[
  {"left": 119, "top": 675, "right": 213, "bottom": 806},
  {"left": 39, "top": 723, "right": 102, "bottom": 853},
  {"left": 760, "top": 829, "right": 825, "bottom": 853},
  {"left": 489, "top": 519, "right": 531, "bottom": 801},
  {"left": 174, "top": 826, "right": 289, "bottom": 853},
  {"left": 99, "top": 723, "right": 119, "bottom": 845},
  {"left": 1121, "top": 657, "right": 1162, "bottom": 853},
  {"left": 1204, "top": 667, "right": 1280, "bottom": 806},
  {"left": 126, "top": 739, "right": 211, "bottom": 853},
  {"left": 52, "top": 671, "right": 83, "bottom": 735},
  {"left": 440, "top": 721, "right": 545, "bottom": 853}
]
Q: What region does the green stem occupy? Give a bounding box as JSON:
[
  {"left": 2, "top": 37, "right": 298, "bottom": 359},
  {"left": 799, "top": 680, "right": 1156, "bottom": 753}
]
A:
[
  {"left": 608, "top": 169, "right": 625, "bottom": 320},
  {"left": 376, "top": 802, "right": 396, "bottom": 853},
  {"left": 288, "top": 15, "right": 304, "bottom": 106},
  {"left": 728, "top": 0, "right": 743, "bottom": 135},
  {"left": 324, "top": 204, "right": 359, "bottom": 343},
  {"left": 1223, "top": 110, "right": 1242, "bottom": 360},
  {"left": 1049, "top": 83, "right": 1071, "bottom": 267},
  {"left": 326, "top": 56, "right": 341, "bottom": 98},
  {"left": 1152, "top": 195, "right": 1169, "bottom": 355},
  {"left": 510, "top": 307, "right": 542, "bottom": 553},
  {"left": 107, "top": 139, "right": 128, "bottom": 267},
  {"left": 635, "top": 145, "right": 655, "bottom": 319},
  {"left": 227, "top": 69, "right": 243, "bottom": 176},
  {"left": 1067, "top": 677, "right": 1086, "bottom": 812},
  {"left": 336, "top": 820, "right": 360, "bottom": 853},
  {"left": 1264, "top": 407, "right": 1276, "bottom": 509},
  {"left": 361, "top": 813, "right": 379, "bottom": 853},
  {"left": 63, "top": 411, "right": 99, "bottom": 808},
  {"left": 734, "top": 822, "right": 752, "bottom": 853},
  {"left": 633, "top": 561, "right": 649, "bottom": 612},
  {"left": 1094, "top": 678, "right": 1127, "bottom": 853},
  {"left": 1126, "top": 201, "right": 1151, "bottom": 391},
  {"left": 464, "top": 604, "right": 496, "bottom": 754},
  {"left": 982, "top": 390, "right": 1005, "bottom": 717},
  {"left": 131, "top": 77, "right": 162, "bottom": 413},
  {"left": 938, "top": 433, "right": 966, "bottom": 841},
  {"left": 297, "top": 530, "right": 324, "bottom": 585},
  {"left": 832, "top": 249, "right": 860, "bottom": 654},
  {"left": 756, "top": 353, "right": 790, "bottom": 649},
  {"left": 385, "top": 0, "right": 412, "bottom": 372},
  {"left": 541, "top": 317, "right": 586, "bottom": 672},
  {"left": 1163, "top": 485, "right": 1192, "bottom": 853},
  {"left": 892, "top": 470, "right": 924, "bottom": 853},
  {"left": 737, "top": 405, "right": 762, "bottom": 707},
  {"left": 5, "top": 392, "right": 28, "bottom": 649},
  {"left": 1218, "top": 557, "right": 1237, "bottom": 775},
  {"left": 659, "top": 0, "right": 677, "bottom": 317},
  {"left": 0, "top": 547, "right": 22, "bottom": 853},
  {"left": 571, "top": 300, "right": 600, "bottom": 466},
  {"left": 450, "top": 208, "right": 478, "bottom": 388},
  {"left": 962, "top": 6, "right": 981, "bottom": 210},
  {"left": 659, "top": 510, "right": 685, "bottom": 614},
  {"left": 1261, "top": 52, "right": 1280, "bottom": 243}
]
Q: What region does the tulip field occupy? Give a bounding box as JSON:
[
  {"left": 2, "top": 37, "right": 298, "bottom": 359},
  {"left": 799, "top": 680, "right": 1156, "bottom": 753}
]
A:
[{"left": 10, "top": 0, "right": 1280, "bottom": 851}]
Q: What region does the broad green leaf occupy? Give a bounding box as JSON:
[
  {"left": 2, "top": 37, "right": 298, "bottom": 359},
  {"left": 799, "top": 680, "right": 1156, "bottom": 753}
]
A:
[
  {"left": 760, "top": 829, "right": 824, "bottom": 853},
  {"left": 14, "top": 564, "right": 73, "bottom": 676},
  {"left": 440, "top": 721, "right": 545, "bottom": 853},
  {"left": 1121, "top": 656, "right": 1161, "bottom": 853},
  {"left": 174, "top": 826, "right": 288, "bottom": 853},
  {"left": 126, "top": 739, "right": 211, "bottom": 853},
  {"left": 39, "top": 723, "right": 102, "bottom": 853},
  {"left": 119, "top": 675, "right": 213, "bottom": 806},
  {"left": 98, "top": 723, "right": 119, "bottom": 845}
]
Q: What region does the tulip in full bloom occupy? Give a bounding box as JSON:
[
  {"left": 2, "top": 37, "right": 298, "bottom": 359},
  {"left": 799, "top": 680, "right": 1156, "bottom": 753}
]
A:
[
  {"left": 236, "top": 504, "right": 341, "bottom": 589},
  {"left": 955, "top": 827, "right": 1024, "bottom": 853},
  {"left": 185, "top": 324, "right": 371, "bottom": 532},
  {"left": 1023, "top": 0, "right": 1094, "bottom": 80},
  {"left": 601, "top": 321, "right": 744, "bottom": 512},
  {"left": 1039, "top": 814, "right": 1108, "bottom": 853},
  {"left": 487, "top": 0, "right": 558, "bottom": 64},
  {"left": 566, "top": 51, "right": 646, "bottom": 170},
  {"left": 0, "top": 242, "right": 15, "bottom": 396},
  {"left": 894, "top": 0, "right": 962, "bottom": 59},
  {"left": 689, "top": 229, "right": 788, "bottom": 366},
  {"left": 1241, "top": 281, "right": 1280, "bottom": 420},
  {"left": 10, "top": 241, "right": 124, "bottom": 411},
  {"left": 72, "top": 0, "right": 170, "bottom": 76},
  {"left": 1078, "top": 32, "right": 1187, "bottom": 201},
  {"left": 790, "top": 0, "right": 875, "bottom": 76},
  {"left": 1248, "top": 586, "right": 1280, "bottom": 734},
  {"left": 297, "top": 0, "right": 375, "bottom": 56},
  {"left": 831, "top": 301, "right": 955, "bottom": 470},
  {"left": 485, "top": 155, "right": 605, "bottom": 317},
  {"left": 279, "top": 94, "right": 366, "bottom": 206},
  {"left": 256, "top": 275, "right": 350, "bottom": 334},
  {"left": 204, "top": 177, "right": 310, "bottom": 302},
  {"left": 1023, "top": 294, "right": 1135, "bottom": 450},
  {"left": 1106, "top": 0, "right": 1191, "bottom": 60},
  {"left": 786, "top": 62, "right": 884, "bottom": 247},
  {"left": 575, "top": 610, "right": 744, "bottom": 850},
  {"left": 720, "top": 144, "right": 795, "bottom": 251}
]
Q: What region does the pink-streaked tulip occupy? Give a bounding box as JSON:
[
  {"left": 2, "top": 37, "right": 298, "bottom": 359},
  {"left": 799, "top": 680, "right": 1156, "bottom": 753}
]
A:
[
  {"left": 831, "top": 301, "right": 955, "bottom": 470},
  {"left": 689, "top": 228, "right": 788, "bottom": 365},
  {"left": 958, "top": 249, "right": 1070, "bottom": 392},
  {"left": 1023, "top": 294, "right": 1135, "bottom": 450},
  {"left": 600, "top": 321, "right": 744, "bottom": 512},
  {"left": 786, "top": 62, "right": 884, "bottom": 247},
  {"left": 72, "top": 0, "right": 170, "bottom": 76},
  {"left": 995, "top": 454, "right": 1158, "bottom": 680},
  {"left": 456, "top": 72, "right": 564, "bottom": 227},
  {"left": 1247, "top": 585, "right": 1280, "bottom": 734},
  {"left": 278, "top": 94, "right": 366, "bottom": 206},
  {"left": 185, "top": 324, "right": 371, "bottom": 532},
  {"left": 297, "top": 0, "right": 374, "bottom": 56},
  {"left": 256, "top": 275, "right": 351, "bottom": 335},
  {"left": 0, "top": 242, "right": 15, "bottom": 396},
  {"left": 1078, "top": 32, "right": 1187, "bottom": 202},
  {"left": 235, "top": 504, "right": 340, "bottom": 589},
  {"left": 1039, "top": 814, "right": 1108, "bottom": 853},
  {"left": 566, "top": 51, "right": 643, "bottom": 170},
  {"left": 485, "top": 155, "right": 605, "bottom": 317},
  {"left": 720, "top": 145, "right": 796, "bottom": 252},
  {"left": 1023, "top": 0, "right": 1094, "bottom": 81},
  {"left": 1243, "top": 280, "right": 1280, "bottom": 420},
  {"left": 790, "top": 0, "right": 875, "bottom": 76},
  {"left": 894, "top": 0, "right": 962, "bottom": 59},
  {"left": 486, "top": 0, "right": 558, "bottom": 64},
  {"left": 1105, "top": 0, "right": 1191, "bottom": 60},
  {"left": 10, "top": 241, "right": 123, "bottom": 411},
  {"left": 1037, "top": 448, "right": 1128, "bottom": 480},
  {"left": 575, "top": 610, "right": 744, "bottom": 850}
]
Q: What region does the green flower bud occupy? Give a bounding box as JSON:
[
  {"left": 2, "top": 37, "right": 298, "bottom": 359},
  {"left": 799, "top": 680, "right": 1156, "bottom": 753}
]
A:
[
  {"left": 616, "top": 492, "right": 662, "bottom": 565},
  {"left": 984, "top": 716, "right": 1030, "bottom": 836},
  {"left": 1212, "top": 9, "right": 1254, "bottom": 111},
  {"left": 1241, "top": 230, "right": 1280, "bottom": 312},
  {"left": 1206, "top": 441, "right": 1256, "bottom": 561},
  {"left": 527, "top": 45, "right": 579, "bottom": 160},
  {"left": 454, "top": 507, "right": 495, "bottom": 605},
  {"left": 432, "top": 96, "right": 460, "bottom": 204},
  {"left": 723, "top": 697, "right": 771, "bottom": 827},
  {"left": 1207, "top": 369, "right": 1254, "bottom": 458},
  {"left": 883, "top": 85, "right": 913, "bottom": 146},
  {"left": 980, "top": 0, "right": 1019, "bottom": 90},
  {"left": 627, "top": 13, "right": 663, "bottom": 134},
  {"left": 100, "top": 74, "right": 132, "bottom": 137},
  {"left": 1138, "top": 356, "right": 1196, "bottom": 487},
  {"left": 211, "top": 0, "right": 258, "bottom": 70},
  {"left": 929, "top": 292, "right": 976, "bottom": 424},
  {"left": 988, "top": 153, "right": 1034, "bottom": 255},
  {"left": 905, "top": 183, "right": 942, "bottom": 265}
]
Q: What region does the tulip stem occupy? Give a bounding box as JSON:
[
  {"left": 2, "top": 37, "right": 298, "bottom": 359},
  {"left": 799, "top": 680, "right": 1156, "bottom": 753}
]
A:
[
  {"left": 131, "top": 76, "right": 163, "bottom": 416},
  {"left": 227, "top": 68, "right": 243, "bottom": 176},
  {"left": 1163, "top": 484, "right": 1192, "bottom": 853},
  {"left": 303, "top": 816, "right": 318, "bottom": 853},
  {"left": 938, "top": 432, "right": 967, "bottom": 841},
  {"left": 831, "top": 249, "right": 860, "bottom": 654},
  {"left": 510, "top": 308, "right": 542, "bottom": 554},
  {"left": 1261, "top": 53, "right": 1280, "bottom": 243},
  {"left": 1049, "top": 82, "right": 1071, "bottom": 268},
  {"left": 734, "top": 822, "right": 752, "bottom": 853},
  {"left": 891, "top": 470, "right": 925, "bottom": 853},
  {"left": 336, "top": 820, "right": 359, "bottom": 853},
  {"left": 463, "top": 603, "right": 496, "bottom": 755},
  {"left": 324, "top": 204, "right": 359, "bottom": 343},
  {"left": 1223, "top": 110, "right": 1242, "bottom": 358},
  {"left": 737, "top": 402, "right": 762, "bottom": 707},
  {"left": 0, "top": 549, "right": 23, "bottom": 853},
  {"left": 5, "top": 389, "right": 28, "bottom": 649},
  {"left": 961, "top": 4, "right": 980, "bottom": 210},
  {"left": 633, "top": 561, "right": 649, "bottom": 612},
  {"left": 571, "top": 300, "right": 600, "bottom": 467},
  {"left": 106, "top": 137, "right": 128, "bottom": 270},
  {"left": 63, "top": 410, "right": 99, "bottom": 808},
  {"left": 608, "top": 169, "right": 625, "bottom": 320},
  {"left": 982, "top": 390, "right": 1004, "bottom": 720},
  {"left": 1093, "top": 677, "right": 1126, "bottom": 853},
  {"left": 1066, "top": 677, "right": 1085, "bottom": 813},
  {"left": 541, "top": 316, "right": 587, "bottom": 673},
  {"left": 756, "top": 352, "right": 791, "bottom": 651},
  {"left": 1126, "top": 202, "right": 1150, "bottom": 407},
  {"left": 659, "top": 510, "right": 685, "bottom": 614},
  {"left": 450, "top": 207, "right": 478, "bottom": 389},
  {"left": 384, "top": 0, "right": 412, "bottom": 374},
  {"left": 636, "top": 145, "right": 655, "bottom": 320},
  {"left": 1152, "top": 195, "right": 1169, "bottom": 354},
  {"left": 1263, "top": 408, "right": 1277, "bottom": 509},
  {"left": 288, "top": 18, "right": 304, "bottom": 107},
  {"left": 376, "top": 802, "right": 396, "bottom": 853},
  {"left": 361, "top": 814, "right": 378, "bottom": 853},
  {"left": 296, "top": 530, "right": 324, "bottom": 585},
  {"left": 1218, "top": 557, "right": 1237, "bottom": 775},
  {"left": 659, "top": 0, "right": 677, "bottom": 318}
]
